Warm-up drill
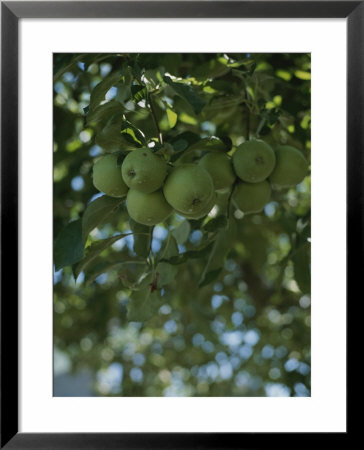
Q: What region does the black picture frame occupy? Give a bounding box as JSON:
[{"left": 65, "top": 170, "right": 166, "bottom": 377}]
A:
[{"left": 1, "top": 1, "right": 358, "bottom": 448}]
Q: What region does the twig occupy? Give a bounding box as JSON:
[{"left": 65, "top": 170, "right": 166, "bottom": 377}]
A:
[
  {"left": 227, "top": 179, "right": 239, "bottom": 219},
  {"left": 148, "top": 93, "right": 163, "bottom": 145},
  {"left": 198, "top": 238, "right": 219, "bottom": 286},
  {"left": 148, "top": 226, "right": 156, "bottom": 268},
  {"left": 245, "top": 86, "right": 251, "bottom": 141}
]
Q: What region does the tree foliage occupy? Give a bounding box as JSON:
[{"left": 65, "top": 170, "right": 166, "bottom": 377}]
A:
[{"left": 53, "top": 53, "right": 311, "bottom": 397}]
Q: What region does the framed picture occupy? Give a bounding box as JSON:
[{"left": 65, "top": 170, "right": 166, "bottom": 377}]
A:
[{"left": 1, "top": 1, "right": 357, "bottom": 448}]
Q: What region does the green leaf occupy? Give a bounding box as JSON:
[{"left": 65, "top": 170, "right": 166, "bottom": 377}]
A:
[
  {"left": 207, "top": 219, "right": 237, "bottom": 272},
  {"left": 156, "top": 234, "right": 179, "bottom": 263},
  {"left": 294, "top": 70, "right": 311, "bottom": 81},
  {"left": 87, "top": 100, "right": 125, "bottom": 128},
  {"left": 166, "top": 108, "right": 178, "bottom": 128},
  {"left": 188, "top": 136, "right": 228, "bottom": 153},
  {"left": 129, "top": 219, "right": 152, "bottom": 258},
  {"left": 225, "top": 57, "right": 256, "bottom": 75},
  {"left": 186, "top": 241, "right": 215, "bottom": 259},
  {"left": 115, "top": 84, "right": 132, "bottom": 104},
  {"left": 119, "top": 132, "right": 143, "bottom": 149},
  {"left": 204, "top": 94, "right": 244, "bottom": 111},
  {"left": 190, "top": 59, "right": 230, "bottom": 81},
  {"left": 170, "top": 136, "right": 230, "bottom": 163},
  {"left": 84, "top": 258, "right": 145, "bottom": 286},
  {"left": 95, "top": 124, "right": 133, "bottom": 152},
  {"left": 73, "top": 233, "right": 131, "bottom": 279},
  {"left": 119, "top": 263, "right": 152, "bottom": 291},
  {"left": 156, "top": 262, "right": 178, "bottom": 287},
  {"left": 171, "top": 139, "right": 188, "bottom": 152},
  {"left": 292, "top": 245, "right": 311, "bottom": 294},
  {"left": 199, "top": 268, "right": 222, "bottom": 288},
  {"left": 120, "top": 121, "right": 146, "bottom": 145},
  {"left": 54, "top": 219, "right": 84, "bottom": 271},
  {"left": 143, "top": 69, "right": 162, "bottom": 90},
  {"left": 164, "top": 240, "right": 215, "bottom": 265},
  {"left": 127, "top": 288, "right": 162, "bottom": 322},
  {"left": 170, "top": 131, "right": 200, "bottom": 149},
  {"left": 297, "top": 223, "right": 311, "bottom": 248},
  {"left": 172, "top": 220, "right": 191, "bottom": 245},
  {"left": 163, "top": 75, "right": 205, "bottom": 114},
  {"left": 168, "top": 131, "right": 200, "bottom": 161},
  {"left": 131, "top": 85, "right": 147, "bottom": 103},
  {"left": 137, "top": 271, "right": 155, "bottom": 289},
  {"left": 207, "top": 80, "right": 234, "bottom": 93},
  {"left": 89, "top": 71, "right": 122, "bottom": 111},
  {"left": 84, "top": 261, "right": 121, "bottom": 285},
  {"left": 131, "top": 60, "right": 144, "bottom": 81},
  {"left": 82, "top": 196, "right": 124, "bottom": 243},
  {"left": 198, "top": 238, "right": 220, "bottom": 286},
  {"left": 248, "top": 62, "right": 257, "bottom": 76},
  {"left": 164, "top": 236, "right": 179, "bottom": 258}
]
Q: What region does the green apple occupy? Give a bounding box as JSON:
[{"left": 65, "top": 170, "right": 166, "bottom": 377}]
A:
[
  {"left": 126, "top": 189, "right": 172, "bottom": 226},
  {"left": 198, "top": 152, "right": 236, "bottom": 191},
  {"left": 176, "top": 192, "right": 217, "bottom": 220},
  {"left": 163, "top": 164, "right": 214, "bottom": 214},
  {"left": 121, "top": 148, "right": 167, "bottom": 193},
  {"left": 269, "top": 145, "right": 308, "bottom": 188},
  {"left": 233, "top": 180, "right": 271, "bottom": 214},
  {"left": 232, "top": 139, "right": 276, "bottom": 183},
  {"left": 92, "top": 153, "right": 128, "bottom": 198}
]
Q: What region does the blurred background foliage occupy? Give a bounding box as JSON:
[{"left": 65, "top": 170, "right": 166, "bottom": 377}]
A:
[{"left": 53, "top": 53, "right": 311, "bottom": 397}]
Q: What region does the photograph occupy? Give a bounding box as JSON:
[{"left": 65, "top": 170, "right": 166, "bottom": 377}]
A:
[{"left": 53, "top": 52, "right": 311, "bottom": 398}]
